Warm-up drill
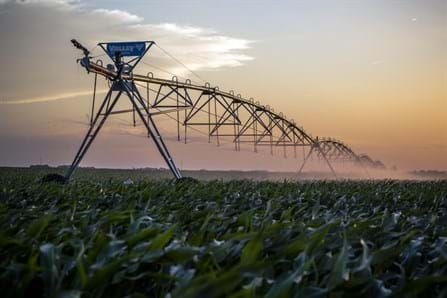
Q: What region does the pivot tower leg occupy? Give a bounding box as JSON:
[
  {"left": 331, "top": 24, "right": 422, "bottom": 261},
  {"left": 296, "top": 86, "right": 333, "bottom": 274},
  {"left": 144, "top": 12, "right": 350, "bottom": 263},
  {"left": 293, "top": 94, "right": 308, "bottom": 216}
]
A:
[
  {"left": 65, "top": 80, "right": 182, "bottom": 181},
  {"left": 65, "top": 86, "right": 122, "bottom": 180},
  {"left": 297, "top": 144, "right": 338, "bottom": 179}
]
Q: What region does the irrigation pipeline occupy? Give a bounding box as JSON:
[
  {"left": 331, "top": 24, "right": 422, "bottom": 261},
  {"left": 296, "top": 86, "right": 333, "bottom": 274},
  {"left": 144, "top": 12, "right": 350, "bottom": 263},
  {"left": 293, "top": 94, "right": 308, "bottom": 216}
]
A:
[
  {"left": 90, "top": 61, "right": 382, "bottom": 166},
  {"left": 65, "top": 39, "right": 385, "bottom": 180}
]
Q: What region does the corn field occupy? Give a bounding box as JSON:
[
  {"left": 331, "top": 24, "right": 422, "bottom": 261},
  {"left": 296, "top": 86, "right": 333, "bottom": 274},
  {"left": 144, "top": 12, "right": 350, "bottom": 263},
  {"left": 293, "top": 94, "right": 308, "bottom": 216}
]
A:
[{"left": 0, "top": 168, "right": 446, "bottom": 297}]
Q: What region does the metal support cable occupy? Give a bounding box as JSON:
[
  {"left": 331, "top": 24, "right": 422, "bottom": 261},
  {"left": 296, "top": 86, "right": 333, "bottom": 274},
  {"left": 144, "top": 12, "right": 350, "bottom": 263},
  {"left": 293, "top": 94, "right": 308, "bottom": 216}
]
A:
[
  {"left": 139, "top": 60, "right": 202, "bottom": 86},
  {"left": 154, "top": 43, "right": 206, "bottom": 84}
]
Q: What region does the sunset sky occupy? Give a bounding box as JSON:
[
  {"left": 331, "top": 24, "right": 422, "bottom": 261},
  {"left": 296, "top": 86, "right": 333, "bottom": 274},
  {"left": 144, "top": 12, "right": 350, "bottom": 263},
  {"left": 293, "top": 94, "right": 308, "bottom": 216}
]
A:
[{"left": 0, "top": 0, "right": 446, "bottom": 172}]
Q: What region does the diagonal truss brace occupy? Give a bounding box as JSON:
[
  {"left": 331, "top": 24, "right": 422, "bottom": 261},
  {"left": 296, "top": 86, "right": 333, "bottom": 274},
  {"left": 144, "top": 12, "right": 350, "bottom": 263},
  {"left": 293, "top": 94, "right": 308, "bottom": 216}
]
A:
[{"left": 297, "top": 138, "right": 337, "bottom": 179}]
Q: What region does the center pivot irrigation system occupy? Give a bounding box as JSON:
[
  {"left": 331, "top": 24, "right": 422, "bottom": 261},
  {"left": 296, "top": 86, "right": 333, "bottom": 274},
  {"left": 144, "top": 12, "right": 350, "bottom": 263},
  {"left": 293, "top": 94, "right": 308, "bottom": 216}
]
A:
[{"left": 65, "top": 39, "right": 384, "bottom": 181}]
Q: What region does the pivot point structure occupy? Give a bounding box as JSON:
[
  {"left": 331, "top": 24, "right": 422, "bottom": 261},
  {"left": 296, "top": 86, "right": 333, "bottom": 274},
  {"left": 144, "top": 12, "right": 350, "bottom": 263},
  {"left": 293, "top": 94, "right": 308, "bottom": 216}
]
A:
[
  {"left": 66, "top": 39, "right": 384, "bottom": 181},
  {"left": 66, "top": 40, "right": 181, "bottom": 180}
]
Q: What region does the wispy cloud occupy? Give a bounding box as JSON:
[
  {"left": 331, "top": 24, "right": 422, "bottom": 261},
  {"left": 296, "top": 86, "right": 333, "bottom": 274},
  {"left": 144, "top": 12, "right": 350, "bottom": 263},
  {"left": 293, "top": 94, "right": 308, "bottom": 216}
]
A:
[
  {"left": 0, "top": 90, "right": 107, "bottom": 105},
  {"left": 150, "top": 23, "right": 211, "bottom": 37},
  {"left": 0, "top": 0, "right": 255, "bottom": 104},
  {"left": 89, "top": 8, "right": 143, "bottom": 24}
]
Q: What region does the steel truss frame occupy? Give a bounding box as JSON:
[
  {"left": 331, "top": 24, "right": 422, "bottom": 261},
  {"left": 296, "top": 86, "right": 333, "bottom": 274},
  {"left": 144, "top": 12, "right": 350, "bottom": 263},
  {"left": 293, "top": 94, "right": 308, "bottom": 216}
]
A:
[{"left": 66, "top": 40, "right": 383, "bottom": 180}]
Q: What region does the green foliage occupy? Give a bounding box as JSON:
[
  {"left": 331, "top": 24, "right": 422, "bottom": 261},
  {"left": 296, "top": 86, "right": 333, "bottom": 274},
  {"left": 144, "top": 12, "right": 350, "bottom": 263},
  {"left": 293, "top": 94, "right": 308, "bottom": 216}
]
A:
[{"left": 0, "top": 168, "right": 446, "bottom": 297}]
